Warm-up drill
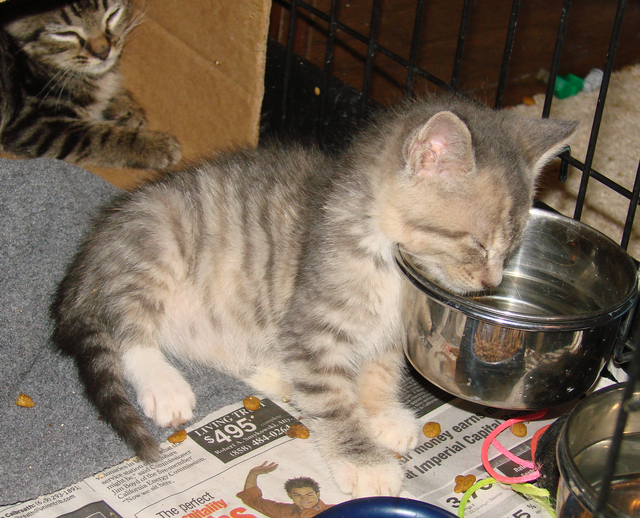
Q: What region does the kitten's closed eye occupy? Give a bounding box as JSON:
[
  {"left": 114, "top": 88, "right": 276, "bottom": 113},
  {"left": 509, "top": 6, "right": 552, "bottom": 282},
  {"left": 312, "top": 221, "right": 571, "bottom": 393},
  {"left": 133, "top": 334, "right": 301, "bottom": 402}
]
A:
[
  {"left": 48, "top": 30, "right": 85, "bottom": 45},
  {"left": 469, "top": 238, "right": 491, "bottom": 263}
]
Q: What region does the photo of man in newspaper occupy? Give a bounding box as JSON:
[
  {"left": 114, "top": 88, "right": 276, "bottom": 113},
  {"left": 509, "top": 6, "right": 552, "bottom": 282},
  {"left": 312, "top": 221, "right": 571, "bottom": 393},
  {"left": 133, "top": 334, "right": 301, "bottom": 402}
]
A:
[{"left": 236, "top": 461, "right": 334, "bottom": 518}]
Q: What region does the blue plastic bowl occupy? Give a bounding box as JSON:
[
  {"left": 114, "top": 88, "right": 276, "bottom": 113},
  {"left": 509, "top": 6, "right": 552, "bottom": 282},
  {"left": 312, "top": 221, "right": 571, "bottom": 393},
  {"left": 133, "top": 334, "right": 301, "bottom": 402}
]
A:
[{"left": 317, "top": 497, "right": 457, "bottom": 517}]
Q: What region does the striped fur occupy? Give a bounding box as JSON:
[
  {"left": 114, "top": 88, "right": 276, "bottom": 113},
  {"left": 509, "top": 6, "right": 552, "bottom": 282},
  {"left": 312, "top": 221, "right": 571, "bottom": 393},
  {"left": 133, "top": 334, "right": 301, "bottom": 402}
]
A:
[
  {"left": 0, "top": 0, "right": 181, "bottom": 169},
  {"left": 52, "top": 94, "right": 577, "bottom": 497}
]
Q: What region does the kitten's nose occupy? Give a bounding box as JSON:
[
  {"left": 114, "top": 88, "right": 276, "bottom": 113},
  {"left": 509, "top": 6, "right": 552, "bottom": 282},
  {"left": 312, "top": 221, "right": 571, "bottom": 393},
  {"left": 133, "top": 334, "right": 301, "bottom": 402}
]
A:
[
  {"left": 481, "top": 279, "right": 498, "bottom": 290},
  {"left": 481, "top": 266, "right": 503, "bottom": 289},
  {"left": 88, "top": 36, "right": 111, "bottom": 60}
]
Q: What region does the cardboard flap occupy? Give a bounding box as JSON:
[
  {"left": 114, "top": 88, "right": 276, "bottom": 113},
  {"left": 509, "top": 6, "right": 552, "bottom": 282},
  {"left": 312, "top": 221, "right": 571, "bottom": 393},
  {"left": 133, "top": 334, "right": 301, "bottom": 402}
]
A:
[{"left": 121, "top": 0, "right": 271, "bottom": 160}]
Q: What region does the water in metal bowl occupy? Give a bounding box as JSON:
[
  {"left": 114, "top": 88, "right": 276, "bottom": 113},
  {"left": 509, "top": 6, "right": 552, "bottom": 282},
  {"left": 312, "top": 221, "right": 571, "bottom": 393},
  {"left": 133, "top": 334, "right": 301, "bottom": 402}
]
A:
[{"left": 398, "top": 208, "right": 638, "bottom": 409}]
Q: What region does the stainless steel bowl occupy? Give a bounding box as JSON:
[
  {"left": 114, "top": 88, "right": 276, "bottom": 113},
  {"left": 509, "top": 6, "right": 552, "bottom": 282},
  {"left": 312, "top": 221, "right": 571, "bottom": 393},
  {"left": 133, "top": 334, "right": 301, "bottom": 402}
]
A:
[
  {"left": 556, "top": 384, "right": 640, "bottom": 518},
  {"left": 397, "top": 208, "right": 638, "bottom": 409}
]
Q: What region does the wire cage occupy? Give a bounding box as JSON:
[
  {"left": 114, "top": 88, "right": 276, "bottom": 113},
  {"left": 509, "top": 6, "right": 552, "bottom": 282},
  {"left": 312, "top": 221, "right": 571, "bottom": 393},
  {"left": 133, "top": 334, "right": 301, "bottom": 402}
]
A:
[{"left": 259, "top": 1, "right": 640, "bottom": 516}]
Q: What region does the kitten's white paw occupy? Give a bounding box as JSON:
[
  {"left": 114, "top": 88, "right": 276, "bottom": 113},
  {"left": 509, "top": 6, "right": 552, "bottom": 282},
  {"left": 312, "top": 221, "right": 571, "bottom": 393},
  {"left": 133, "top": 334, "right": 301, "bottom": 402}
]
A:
[
  {"left": 368, "top": 407, "right": 420, "bottom": 454},
  {"left": 137, "top": 373, "right": 196, "bottom": 428},
  {"left": 122, "top": 347, "right": 196, "bottom": 428},
  {"left": 332, "top": 459, "right": 404, "bottom": 498}
]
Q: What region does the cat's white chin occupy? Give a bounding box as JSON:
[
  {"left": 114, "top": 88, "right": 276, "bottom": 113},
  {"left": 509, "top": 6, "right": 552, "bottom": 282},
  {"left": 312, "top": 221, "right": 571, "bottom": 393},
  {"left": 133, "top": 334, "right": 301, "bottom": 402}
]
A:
[{"left": 84, "top": 57, "right": 119, "bottom": 77}]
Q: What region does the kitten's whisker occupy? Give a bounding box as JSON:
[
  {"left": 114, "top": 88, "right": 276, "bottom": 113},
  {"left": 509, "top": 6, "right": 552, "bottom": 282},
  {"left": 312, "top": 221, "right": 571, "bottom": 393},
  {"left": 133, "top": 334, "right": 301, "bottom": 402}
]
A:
[
  {"left": 37, "top": 69, "right": 69, "bottom": 109},
  {"left": 53, "top": 69, "right": 76, "bottom": 109},
  {"left": 54, "top": 72, "right": 70, "bottom": 106},
  {"left": 127, "top": 10, "right": 146, "bottom": 34},
  {"left": 125, "top": 3, "right": 148, "bottom": 41},
  {"left": 122, "top": 14, "right": 146, "bottom": 46},
  {"left": 398, "top": 245, "right": 448, "bottom": 263},
  {"left": 37, "top": 68, "right": 66, "bottom": 100},
  {"left": 397, "top": 246, "right": 424, "bottom": 262}
]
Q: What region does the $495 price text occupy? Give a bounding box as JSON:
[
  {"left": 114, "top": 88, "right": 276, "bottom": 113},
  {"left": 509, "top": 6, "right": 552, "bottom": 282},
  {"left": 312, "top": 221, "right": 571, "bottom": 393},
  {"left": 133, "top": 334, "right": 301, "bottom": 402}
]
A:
[{"left": 188, "top": 399, "right": 299, "bottom": 463}]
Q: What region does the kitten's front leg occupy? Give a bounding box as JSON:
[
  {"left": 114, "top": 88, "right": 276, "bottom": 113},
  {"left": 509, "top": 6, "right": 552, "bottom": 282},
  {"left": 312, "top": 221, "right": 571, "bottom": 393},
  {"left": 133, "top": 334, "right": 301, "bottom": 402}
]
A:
[
  {"left": 286, "top": 367, "right": 406, "bottom": 497},
  {"left": 358, "top": 350, "right": 420, "bottom": 454},
  {"left": 103, "top": 90, "right": 147, "bottom": 129},
  {"left": 311, "top": 408, "right": 406, "bottom": 498}
]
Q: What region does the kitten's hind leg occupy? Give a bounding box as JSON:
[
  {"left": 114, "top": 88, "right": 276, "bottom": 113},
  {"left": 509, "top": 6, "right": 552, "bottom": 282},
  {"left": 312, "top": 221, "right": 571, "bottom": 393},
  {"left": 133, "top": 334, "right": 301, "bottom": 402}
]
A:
[{"left": 122, "top": 346, "right": 196, "bottom": 429}]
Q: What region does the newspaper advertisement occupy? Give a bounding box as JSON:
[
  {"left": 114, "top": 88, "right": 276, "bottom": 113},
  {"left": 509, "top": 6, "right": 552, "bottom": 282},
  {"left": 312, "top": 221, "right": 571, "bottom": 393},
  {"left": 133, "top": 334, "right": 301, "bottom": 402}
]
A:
[{"left": 1, "top": 375, "right": 563, "bottom": 518}]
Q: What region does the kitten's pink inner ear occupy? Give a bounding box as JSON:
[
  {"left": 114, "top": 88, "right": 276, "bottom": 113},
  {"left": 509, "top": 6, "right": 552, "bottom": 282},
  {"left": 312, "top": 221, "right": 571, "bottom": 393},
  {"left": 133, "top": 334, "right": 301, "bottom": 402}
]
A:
[
  {"left": 409, "top": 111, "right": 476, "bottom": 180},
  {"left": 418, "top": 138, "right": 445, "bottom": 177}
]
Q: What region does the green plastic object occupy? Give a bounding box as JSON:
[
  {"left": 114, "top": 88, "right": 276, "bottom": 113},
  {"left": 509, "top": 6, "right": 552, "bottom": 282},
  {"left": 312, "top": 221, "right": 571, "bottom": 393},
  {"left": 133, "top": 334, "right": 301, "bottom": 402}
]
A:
[{"left": 554, "top": 74, "right": 584, "bottom": 99}]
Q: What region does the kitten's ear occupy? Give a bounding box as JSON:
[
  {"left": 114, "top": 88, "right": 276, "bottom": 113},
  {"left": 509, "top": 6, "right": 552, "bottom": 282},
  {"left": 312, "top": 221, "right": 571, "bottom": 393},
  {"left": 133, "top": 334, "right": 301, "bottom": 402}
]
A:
[
  {"left": 406, "top": 111, "right": 476, "bottom": 184},
  {"left": 508, "top": 117, "right": 578, "bottom": 177}
]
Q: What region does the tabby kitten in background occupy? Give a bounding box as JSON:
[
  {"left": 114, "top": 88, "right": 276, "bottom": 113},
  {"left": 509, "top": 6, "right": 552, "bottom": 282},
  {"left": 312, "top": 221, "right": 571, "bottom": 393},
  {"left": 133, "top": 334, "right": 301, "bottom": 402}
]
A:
[
  {"left": 52, "top": 94, "right": 577, "bottom": 497},
  {"left": 0, "top": 0, "right": 181, "bottom": 169}
]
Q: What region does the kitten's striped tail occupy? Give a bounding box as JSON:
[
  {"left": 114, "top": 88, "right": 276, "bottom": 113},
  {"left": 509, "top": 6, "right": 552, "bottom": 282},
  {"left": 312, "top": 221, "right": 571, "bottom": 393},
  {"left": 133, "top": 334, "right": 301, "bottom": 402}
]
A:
[{"left": 51, "top": 321, "right": 161, "bottom": 463}]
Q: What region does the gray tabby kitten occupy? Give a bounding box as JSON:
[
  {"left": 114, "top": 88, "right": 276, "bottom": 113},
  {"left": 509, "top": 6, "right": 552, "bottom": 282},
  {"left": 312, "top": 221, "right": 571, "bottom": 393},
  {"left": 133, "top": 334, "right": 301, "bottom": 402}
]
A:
[
  {"left": 52, "top": 95, "right": 576, "bottom": 497},
  {"left": 0, "top": 0, "right": 181, "bottom": 169}
]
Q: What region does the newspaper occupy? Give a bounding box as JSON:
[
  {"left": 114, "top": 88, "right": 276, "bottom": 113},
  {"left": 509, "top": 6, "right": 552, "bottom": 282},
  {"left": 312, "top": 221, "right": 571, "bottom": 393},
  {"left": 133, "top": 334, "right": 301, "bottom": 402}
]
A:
[
  {"left": 29, "top": 359, "right": 631, "bottom": 518},
  {"left": 1, "top": 371, "right": 569, "bottom": 518}
]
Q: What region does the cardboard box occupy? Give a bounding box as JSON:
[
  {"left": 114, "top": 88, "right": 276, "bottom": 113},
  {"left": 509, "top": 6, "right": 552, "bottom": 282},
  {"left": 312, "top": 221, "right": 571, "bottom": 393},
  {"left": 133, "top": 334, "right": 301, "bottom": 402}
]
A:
[
  {"left": 103, "top": 0, "right": 271, "bottom": 188},
  {"left": 2, "top": 0, "right": 272, "bottom": 189}
]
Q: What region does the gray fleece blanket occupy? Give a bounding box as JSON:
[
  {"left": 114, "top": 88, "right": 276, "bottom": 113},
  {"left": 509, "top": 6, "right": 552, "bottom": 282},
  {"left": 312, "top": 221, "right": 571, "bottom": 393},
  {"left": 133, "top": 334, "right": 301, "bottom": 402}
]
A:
[{"left": 0, "top": 158, "right": 249, "bottom": 506}]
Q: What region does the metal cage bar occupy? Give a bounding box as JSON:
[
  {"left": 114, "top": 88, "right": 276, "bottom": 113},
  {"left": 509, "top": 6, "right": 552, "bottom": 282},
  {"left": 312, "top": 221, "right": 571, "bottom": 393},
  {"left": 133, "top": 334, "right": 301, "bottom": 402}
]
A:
[
  {"left": 494, "top": 0, "right": 521, "bottom": 109},
  {"left": 318, "top": 0, "right": 340, "bottom": 136},
  {"left": 361, "top": 0, "right": 382, "bottom": 113},
  {"left": 280, "top": 0, "right": 300, "bottom": 130},
  {"left": 404, "top": 0, "right": 427, "bottom": 96},
  {"left": 542, "top": 0, "right": 572, "bottom": 119},
  {"left": 573, "top": 0, "right": 627, "bottom": 221},
  {"left": 450, "top": 0, "right": 472, "bottom": 90},
  {"left": 621, "top": 160, "right": 640, "bottom": 251},
  {"left": 284, "top": 0, "right": 453, "bottom": 91}
]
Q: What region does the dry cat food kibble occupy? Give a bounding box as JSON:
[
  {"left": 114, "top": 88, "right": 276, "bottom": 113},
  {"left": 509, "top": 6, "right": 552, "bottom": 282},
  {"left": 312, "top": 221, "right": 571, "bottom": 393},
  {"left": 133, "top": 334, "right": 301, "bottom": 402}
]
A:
[
  {"left": 167, "top": 429, "right": 188, "bottom": 444},
  {"left": 243, "top": 396, "right": 261, "bottom": 411},
  {"left": 286, "top": 424, "right": 310, "bottom": 439},
  {"left": 510, "top": 422, "right": 528, "bottom": 437},
  {"left": 16, "top": 393, "right": 35, "bottom": 408},
  {"left": 454, "top": 474, "right": 477, "bottom": 493},
  {"left": 423, "top": 422, "right": 441, "bottom": 438}
]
